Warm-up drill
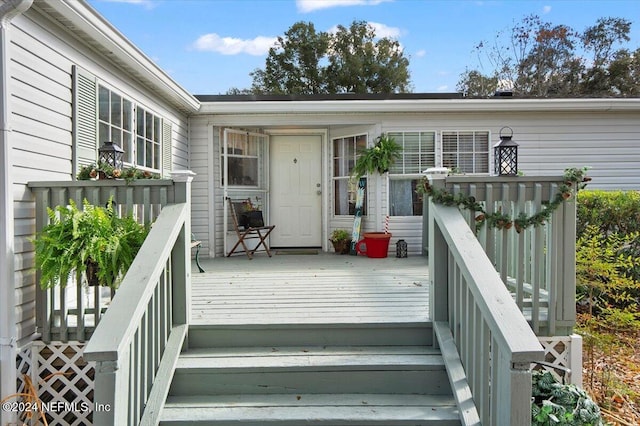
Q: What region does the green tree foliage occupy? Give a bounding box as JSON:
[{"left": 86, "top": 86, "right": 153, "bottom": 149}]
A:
[
  {"left": 249, "top": 21, "right": 411, "bottom": 95},
  {"left": 459, "top": 15, "right": 637, "bottom": 97},
  {"left": 250, "top": 22, "right": 330, "bottom": 95}
]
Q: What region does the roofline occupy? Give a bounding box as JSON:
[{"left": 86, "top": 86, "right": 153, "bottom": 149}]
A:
[
  {"left": 197, "top": 97, "right": 640, "bottom": 115},
  {"left": 38, "top": 0, "right": 200, "bottom": 113}
]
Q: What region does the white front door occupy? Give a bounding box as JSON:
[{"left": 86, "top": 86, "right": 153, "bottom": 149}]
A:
[{"left": 269, "top": 135, "right": 322, "bottom": 247}]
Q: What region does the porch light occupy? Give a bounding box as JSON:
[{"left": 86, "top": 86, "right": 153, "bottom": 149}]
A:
[
  {"left": 98, "top": 141, "right": 124, "bottom": 170},
  {"left": 494, "top": 127, "right": 518, "bottom": 176}
]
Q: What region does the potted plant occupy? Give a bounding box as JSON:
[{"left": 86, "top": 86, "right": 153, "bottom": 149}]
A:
[
  {"left": 77, "top": 162, "right": 160, "bottom": 183},
  {"left": 329, "top": 229, "right": 352, "bottom": 254},
  {"left": 353, "top": 135, "right": 402, "bottom": 178},
  {"left": 33, "top": 198, "right": 149, "bottom": 289}
]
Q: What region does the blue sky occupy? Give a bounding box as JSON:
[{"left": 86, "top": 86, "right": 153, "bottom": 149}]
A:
[{"left": 87, "top": 0, "right": 640, "bottom": 95}]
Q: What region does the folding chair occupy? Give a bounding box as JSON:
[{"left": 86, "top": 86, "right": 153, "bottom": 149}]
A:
[{"left": 226, "top": 197, "right": 275, "bottom": 259}]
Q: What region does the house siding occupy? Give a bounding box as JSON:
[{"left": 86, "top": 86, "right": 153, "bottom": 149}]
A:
[
  {"left": 191, "top": 105, "right": 640, "bottom": 257},
  {"left": 9, "top": 10, "right": 191, "bottom": 344}
]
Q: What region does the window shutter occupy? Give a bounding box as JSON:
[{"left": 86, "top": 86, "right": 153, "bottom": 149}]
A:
[
  {"left": 72, "top": 65, "right": 97, "bottom": 177},
  {"left": 162, "top": 121, "right": 172, "bottom": 177}
]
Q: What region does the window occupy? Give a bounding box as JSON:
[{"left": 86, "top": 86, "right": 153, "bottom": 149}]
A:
[
  {"left": 97, "top": 84, "right": 163, "bottom": 171},
  {"left": 442, "top": 131, "right": 490, "bottom": 174},
  {"left": 221, "top": 131, "right": 262, "bottom": 187},
  {"left": 388, "top": 131, "right": 436, "bottom": 216},
  {"left": 332, "top": 134, "right": 367, "bottom": 215},
  {"left": 98, "top": 86, "right": 133, "bottom": 162},
  {"left": 136, "top": 107, "right": 162, "bottom": 170}
]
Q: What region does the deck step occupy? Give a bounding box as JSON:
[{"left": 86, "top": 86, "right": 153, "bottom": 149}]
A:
[
  {"left": 161, "top": 394, "right": 461, "bottom": 425},
  {"left": 170, "top": 345, "right": 451, "bottom": 396},
  {"left": 187, "top": 321, "right": 433, "bottom": 348}
]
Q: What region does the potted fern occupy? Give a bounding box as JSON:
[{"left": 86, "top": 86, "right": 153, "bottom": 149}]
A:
[
  {"left": 33, "top": 198, "right": 149, "bottom": 289},
  {"left": 353, "top": 135, "right": 402, "bottom": 178}
]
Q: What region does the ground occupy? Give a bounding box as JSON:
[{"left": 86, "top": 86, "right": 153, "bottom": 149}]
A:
[{"left": 581, "top": 325, "right": 640, "bottom": 425}]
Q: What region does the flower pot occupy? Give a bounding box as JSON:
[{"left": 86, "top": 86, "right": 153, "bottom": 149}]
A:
[
  {"left": 330, "top": 239, "right": 351, "bottom": 254},
  {"left": 356, "top": 232, "right": 392, "bottom": 258},
  {"left": 85, "top": 259, "right": 100, "bottom": 287}
]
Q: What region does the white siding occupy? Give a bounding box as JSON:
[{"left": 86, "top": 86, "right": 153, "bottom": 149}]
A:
[
  {"left": 190, "top": 106, "right": 640, "bottom": 258},
  {"left": 9, "top": 10, "right": 190, "bottom": 343}
]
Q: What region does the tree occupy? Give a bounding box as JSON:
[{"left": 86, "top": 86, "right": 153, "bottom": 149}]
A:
[
  {"left": 458, "top": 15, "right": 637, "bottom": 97},
  {"left": 326, "top": 21, "right": 411, "bottom": 94},
  {"left": 248, "top": 21, "right": 411, "bottom": 95},
  {"left": 250, "top": 22, "right": 329, "bottom": 95}
]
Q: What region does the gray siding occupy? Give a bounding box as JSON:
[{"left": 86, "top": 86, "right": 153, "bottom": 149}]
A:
[
  {"left": 10, "top": 10, "right": 190, "bottom": 343},
  {"left": 190, "top": 107, "right": 640, "bottom": 258}
]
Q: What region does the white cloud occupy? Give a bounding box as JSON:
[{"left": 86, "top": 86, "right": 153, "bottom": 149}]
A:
[
  {"left": 101, "top": 0, "right": 156, "bottom": 8},
  {"left": 415, "top": 49, "right": 427, "bottom": 58},
  {"left": 297, "top": 0, "right": 392, "bottom": 13},
  {"left": 437, "top": 85, "right": 449, "bottom": 92},
  {"left": 542, "top": 5, "right": 552, "bottom": 14},
  {"left": 327, "top": 21, "right": 402, "bottom": 39},
  {"left": 369, "top": 22, "right": 402, "bottom": 39},
  {"left": 192, "top": 33, "right": 277, "bottom": 56}
]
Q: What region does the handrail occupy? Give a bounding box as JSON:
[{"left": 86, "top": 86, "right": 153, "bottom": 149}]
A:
[
  {"left": 424, "top": 175, "right": 577, "bottom": 336},
  {"left": 430, "top": 201, "right": 544, "bottom": 425},
  {"left": 83, "top": 202, "right": 190, "bottom": 425}
]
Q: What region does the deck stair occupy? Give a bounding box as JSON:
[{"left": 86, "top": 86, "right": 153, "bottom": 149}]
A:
[{"left": 159, "top": 321, "right": 461, "bottom": 425}]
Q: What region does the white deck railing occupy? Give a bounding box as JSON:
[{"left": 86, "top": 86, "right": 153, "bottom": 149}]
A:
[
  {"left": 28, "top": 179, "right": 177, "bottom": 343},
  {"left": 425, "top": 175, "right": 577, "bottom": 336},
  {"left": 429, "top": 200, "right": 545, "bottom": 425},
  {"left": 82, "top": 174, "right": 193, "bottom": 425}
]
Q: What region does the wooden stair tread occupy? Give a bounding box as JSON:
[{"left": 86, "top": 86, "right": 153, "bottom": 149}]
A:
[
  {"left": 177, "top": 345, "right": 444, "bottom": 371},
  {"left": 161, "top": 393, "right": 460, "bottom": 424}
]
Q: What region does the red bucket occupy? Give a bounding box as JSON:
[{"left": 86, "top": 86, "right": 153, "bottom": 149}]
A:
[{"left": 356, "top": 232, "right": 392, "bottom": 258}]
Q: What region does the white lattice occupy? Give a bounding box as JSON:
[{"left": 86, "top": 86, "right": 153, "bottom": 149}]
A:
[
  {"left": 538, "top": 334, "right": 583, "bottom": 387},
  {"left": 30, "top": 342, "right": 96, "bottom": 426},
  {"left": 16, "top": 345, "right": 35, "bottom": 425}
]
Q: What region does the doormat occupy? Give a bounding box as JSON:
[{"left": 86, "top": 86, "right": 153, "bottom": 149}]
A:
[{"left": 276, "top": 249, "right": 319, "bottom": 255}]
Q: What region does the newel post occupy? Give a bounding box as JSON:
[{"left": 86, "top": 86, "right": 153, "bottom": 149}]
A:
[
  {"left": 426, "top": 168, "right": 449, "bottom": 347},
  {"left": 170, "top": 171, "right": 195, "bottom": 328}
]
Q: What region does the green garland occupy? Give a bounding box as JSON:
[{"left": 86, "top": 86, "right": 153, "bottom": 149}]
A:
[{"left": 418, "top": 167, "right": 591, "bottom": 233}]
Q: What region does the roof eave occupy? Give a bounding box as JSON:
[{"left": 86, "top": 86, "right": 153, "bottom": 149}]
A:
[
  {"left": 197, "top": 98, "right": 640, "bottom": 115},
  {"left": 37, "top": 0, "right": 200, "bottom": 114}
]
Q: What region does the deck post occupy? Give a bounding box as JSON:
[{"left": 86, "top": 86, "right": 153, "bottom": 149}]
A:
[
  {"left": 426, "top": 168, "right": 449, "bottom": 348},
  {"left": 170, "top": 171, "right": 195, "bottom": 338}
]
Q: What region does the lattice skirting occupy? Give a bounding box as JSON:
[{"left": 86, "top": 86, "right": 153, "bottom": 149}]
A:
[
  {"left": 538, "top": 334, "right": 583, "bottom": 387},
  {"left": 16, "top": 342, "right": 95, "bottom": 426}
]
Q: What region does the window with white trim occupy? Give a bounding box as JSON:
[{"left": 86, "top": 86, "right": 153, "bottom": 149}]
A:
[
  {"left": 388, "top": 131, "right": 436, "bottom": 216},
  {"left": 220, "top": 131, "right": 262, "bottom": 187},
  {"left": 97, "top": 84, "right": 162, "bottom": 171},
  {"left": 332, "top": 134, "right": 367, "bottom": 215},
  {"left": 442, "top": 131, "right": 490, "bottom": 174}
]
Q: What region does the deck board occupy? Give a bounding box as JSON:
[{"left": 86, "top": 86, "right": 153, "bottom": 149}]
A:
[{"left": 191, "top": 254, "right": 430, "bottom": 325}]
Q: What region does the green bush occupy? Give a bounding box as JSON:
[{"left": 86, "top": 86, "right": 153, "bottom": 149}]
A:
[
  {"left": 577, "top": 190, "right": 640, "bottom": 237},
  {"left": 531, "top": 370, "right": 604, "bottom": 426}
]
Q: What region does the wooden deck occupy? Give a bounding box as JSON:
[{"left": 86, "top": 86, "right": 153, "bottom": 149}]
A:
[{"left": 191, "top": 253, "right": 430, "bottom": 326}]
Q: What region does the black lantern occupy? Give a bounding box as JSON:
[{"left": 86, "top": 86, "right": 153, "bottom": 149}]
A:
[
  {"left": 98, "top": 141, "right": 124, "bottom": 170},
  {"left": 396, "top": 239, "right": 408, "bottom": 258},
  {"left": 494, "top": 127, "right": 518, "bottom": 176}
]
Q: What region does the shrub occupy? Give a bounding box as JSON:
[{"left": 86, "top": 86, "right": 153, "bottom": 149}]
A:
[{"left": 531, "top": 370, "right": 604, "bottom": 426}]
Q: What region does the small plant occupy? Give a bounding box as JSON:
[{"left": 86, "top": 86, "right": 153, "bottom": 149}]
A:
[
  {"left": 33, "top": 198, "right": 149, "bottom": 289},
  {"left": 77, "top": 162, "right": 160, "bottom": 183},
  {"left": 531, "top": 370, "right": 604, "bottom": 425},
  {"left": 353, "top": 135, "right": 402, "bottom": 177},
  {"left": 330, "top": 229, "right": 351, "bottom": 242},
  {"left": 329, "top": 229, "right": 352, "bottom": 254}
]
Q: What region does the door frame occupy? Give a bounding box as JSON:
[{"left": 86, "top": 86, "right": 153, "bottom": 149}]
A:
[{"left": 266, "top": 129, "right": 328, "bottom": 251}]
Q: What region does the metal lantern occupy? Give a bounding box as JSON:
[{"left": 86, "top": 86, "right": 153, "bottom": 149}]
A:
[
  {"left": 494, "top": 127, "right": 518, "bottom": 176},
  {"left": 98, "top": 141, "right": 124, "bottom": 170},
  {"left": 396, "top": 239, "right": 408, "bottom": 258}
]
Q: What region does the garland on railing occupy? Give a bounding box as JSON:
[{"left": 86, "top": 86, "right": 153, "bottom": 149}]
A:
[{"left": 417, "top": 167, "right": 591, "bottom": 233}]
